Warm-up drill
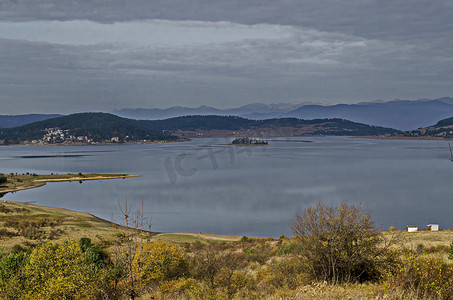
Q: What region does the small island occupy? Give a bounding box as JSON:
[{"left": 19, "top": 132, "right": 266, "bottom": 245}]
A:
[
  {"left": 0, "top": 173, "right": 142, "bottom": 196},
  {"left": 231, "top": 137, "right": 268, "bottom": 145}
]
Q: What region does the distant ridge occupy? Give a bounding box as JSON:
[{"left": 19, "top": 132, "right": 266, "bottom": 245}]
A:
[
  {"left": 4, "top": 98, "right": 453, "bottom": 131},
  {"left": 0, "top": 114, "right": 62, "bottom": 129},
  {"left": 112, "top": 97, "right": 453, "bottom": 131},
  {"left": 285, "top": 98, "right": 453, "bottom": 131},
  {"left": 112, "top": 103, "right": 302, "bottom": 121}
]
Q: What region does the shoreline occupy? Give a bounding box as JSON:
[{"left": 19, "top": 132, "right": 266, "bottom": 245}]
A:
[
  {"left": 354, "top": 135, "right": 453, "bottom": 141},
  {"left": 0, "top": 140, "right": 184, "bottom": 147},
  {"left": 4, "top": 135, "right": 453, "bottom": 146}
]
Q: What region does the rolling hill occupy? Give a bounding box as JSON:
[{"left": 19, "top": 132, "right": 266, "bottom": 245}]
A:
[
  {"left": 402, "top": 116, "right": 453, "bottom": 139},
  {"left": 137, "top": 115, "right": 401, "bottom": 138},
  {"left": 0, "top": 113, "right": 401, "bottom": 145},
  {"left": 0, "top": 112, "right": 176, "bottom": 144}
]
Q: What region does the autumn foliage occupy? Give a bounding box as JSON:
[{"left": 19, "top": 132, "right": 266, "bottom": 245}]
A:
[{"left": 2, "top": 202, "right": 453, "bottom": 299}]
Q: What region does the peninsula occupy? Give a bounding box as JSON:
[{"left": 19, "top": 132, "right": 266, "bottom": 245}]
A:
[{"left": 0, "top": 173, "right": 142, "bottom": 196}]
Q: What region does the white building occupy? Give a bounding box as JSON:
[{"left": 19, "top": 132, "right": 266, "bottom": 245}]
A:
[
  {"left": 406, "top": 225, "right": 418, "bottom": 232},
  {"left": 427, "top": 224, "right": 439, "bottom": 231}
]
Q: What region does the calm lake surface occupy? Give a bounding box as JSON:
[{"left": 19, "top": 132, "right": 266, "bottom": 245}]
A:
[{"left": 1, "top": 137, "right": 452, "bottom": 237}]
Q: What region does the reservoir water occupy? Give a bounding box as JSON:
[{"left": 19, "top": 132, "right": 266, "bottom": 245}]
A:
[{"left": 1, "top": 137, "right": 452, "bottom": 237}]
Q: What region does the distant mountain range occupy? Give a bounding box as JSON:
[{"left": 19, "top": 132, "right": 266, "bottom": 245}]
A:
[
  {"left": 112, "top": 97, "right": 453, "bottom": 131},
  {"left": 285, "top": 98, "right": 453, "bottom": 131},
  {"left": 112, "top": 103, "right": 301, "bottom": 121},
  {"left": 2, "top": 97, "right": 453, "bottom": 131}
]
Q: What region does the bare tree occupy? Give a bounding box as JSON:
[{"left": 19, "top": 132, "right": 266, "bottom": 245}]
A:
[{"left": 109, "top": 198, "right": 152, "bottom": 299}]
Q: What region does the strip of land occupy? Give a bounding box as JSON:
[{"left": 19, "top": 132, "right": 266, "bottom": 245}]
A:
[{"left": 0, "top": 173, "right": 143, "bottom": 196}]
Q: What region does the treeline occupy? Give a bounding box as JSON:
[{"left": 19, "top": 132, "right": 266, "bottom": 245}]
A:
[
  {"left": 138, "top": 115, "right": 400, "bottom": 136},
  {"left": 136, "top": 115, "right": 254, "bottom": 131},
  {"left": 313, "top": 118, "right": 401, "bottom": 136}
]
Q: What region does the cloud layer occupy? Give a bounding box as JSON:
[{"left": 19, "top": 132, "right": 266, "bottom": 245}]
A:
[{"left": 1, "top": 1, "right": 452, "bottom": 113}]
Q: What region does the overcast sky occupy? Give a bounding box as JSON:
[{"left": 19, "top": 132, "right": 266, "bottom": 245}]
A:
[{"left": 1, "top": 0, "right": 452, "bottom": 114}]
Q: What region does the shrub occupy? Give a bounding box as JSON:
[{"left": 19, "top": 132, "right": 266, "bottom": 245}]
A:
[
  {"left": 79, "top": 237, "right": 92, "bottom": 252},
  {"left": 0, "top": 251, "right": 28, "bottom": 298},
  {"left": 291, "top": 201, "right": 390, "bottom": 284},
  {"left": 85, "top": 244, "right": 107, "bottom": 268},
  {"left": 0, "top": 204, "right": 28, "bottom": 214},
  {"left": 24, "top": 241, "right": 101, "bottom": 299},
  {"left": 277, "top": 242, "right": 302, "bottom": 256},
  {"left": 0, "top": 176, "right": 7, "bottom": 184},
  {"left": 0, "top": 251, "right": 27, "bottom": 281},
  {"left": 132, "top": 241, "right": 187, "bottom": 286},
  {"left": 191, "top": 245, "right": 224, "bottom": 288},
  {"left": 0, "top": 228, "right": 19, "bottom": 238},
  {"left": 159, "top": 278, "right": 200, "bottom": 298},
  {"left": 424, "top": 245, "right": 449, "bottom": 254},
  {"left": 383, "top": 252, "right": 453, "bottom": 299},
  {"left": 257, "top": 257, "right": 307, "bottom": 291}
]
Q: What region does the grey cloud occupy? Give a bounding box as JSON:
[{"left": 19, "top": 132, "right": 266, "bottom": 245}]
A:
[
  {"left": 1, "top": 0, "right": 452, "bottom": 113},
  {"left": 1, "top": 20, "right": 451, "bottom": 114},
  {"left": 1, "top": 0, "right": 452, "bottom": 43}
]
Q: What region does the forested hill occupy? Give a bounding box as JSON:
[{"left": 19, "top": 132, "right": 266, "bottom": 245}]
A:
[
  {"left": 137, "top": 115, "right": 401, "bottom": 137},
  {"left": 0, "top": 113, "right": 401, "bottom": 145},
  {"left": 0, "top": 113, "right": 176, "bottom": 144},
  {"left": 401, "top": 116, "right": 453, "bottom": 139}
]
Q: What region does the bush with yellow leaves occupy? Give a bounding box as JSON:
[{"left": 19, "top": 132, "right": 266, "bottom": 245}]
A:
[
  {"left": 24, "top": 240, "right": 102, "bottom": 299},
  {"left": 132, "top": 241, "right": 187, "bottom": 287}
]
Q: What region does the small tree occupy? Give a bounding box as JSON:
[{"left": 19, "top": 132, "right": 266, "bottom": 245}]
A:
[
  {"left": 291, "top": 201, "right": 389, "bottom": 284},
  {"left": 24, "top": 241, "right": 101, "bottom": 299},
  {"left": 132, "top": 241, "right": 187, "bottom": 286},
  {"left": 111, "top": 199, "right": 152, "bottom": 299}
]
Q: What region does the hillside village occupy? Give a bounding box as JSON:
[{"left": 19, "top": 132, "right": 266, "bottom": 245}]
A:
[{"left": 29, "top": 127, "right": 121, "bottom": 145}]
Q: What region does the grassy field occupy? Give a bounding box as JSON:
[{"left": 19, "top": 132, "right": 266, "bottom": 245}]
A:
[{"left": 0, "top": 200, "right": 240, "bottom": 254}]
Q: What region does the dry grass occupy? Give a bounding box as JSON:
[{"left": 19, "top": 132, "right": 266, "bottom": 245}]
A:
[
  {"left": 154, "top": 232, "right": 241, "bottom": 243},
  {"left": 383, "top": 230, "right": 453, "bottom": 258},
  {"left": 0, "top": 201, "right": 239, "bottom": 254},
  {"left": 0, "top": 200, "right": 125, "bottom": 253}
]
